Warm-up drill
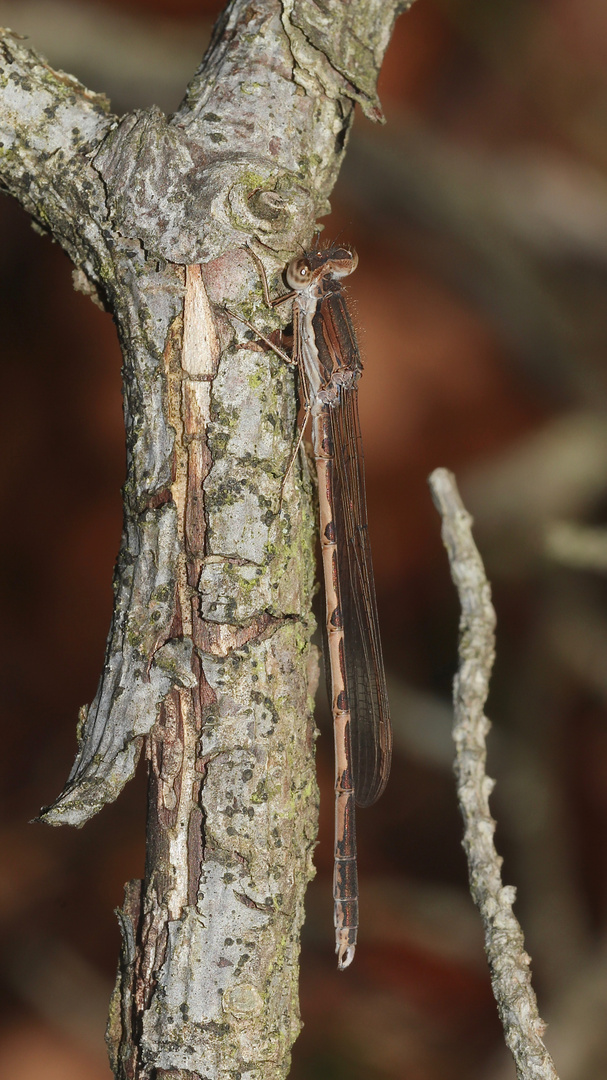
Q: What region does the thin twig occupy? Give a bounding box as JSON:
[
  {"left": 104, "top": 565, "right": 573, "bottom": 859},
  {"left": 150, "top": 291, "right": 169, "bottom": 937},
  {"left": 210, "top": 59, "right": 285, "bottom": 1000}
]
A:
[{"left": 429, "top": 467, "right": 560, "bottom": 1080}]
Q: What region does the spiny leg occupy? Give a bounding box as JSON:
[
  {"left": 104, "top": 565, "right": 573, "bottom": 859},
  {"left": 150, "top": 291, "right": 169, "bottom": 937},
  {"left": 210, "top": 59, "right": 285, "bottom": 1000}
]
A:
[
  {"left": 245, "top": 244, "right": 296, "bottom": 309},
  {"left": 225, "top": 306, "right": 295, "bottom": 366}
]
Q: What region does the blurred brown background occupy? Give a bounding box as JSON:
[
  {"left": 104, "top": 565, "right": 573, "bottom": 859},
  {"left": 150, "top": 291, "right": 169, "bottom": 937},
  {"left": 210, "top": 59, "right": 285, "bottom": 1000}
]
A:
[{"left": 2, "top": 1, "right": 607, "bottom": 1077}]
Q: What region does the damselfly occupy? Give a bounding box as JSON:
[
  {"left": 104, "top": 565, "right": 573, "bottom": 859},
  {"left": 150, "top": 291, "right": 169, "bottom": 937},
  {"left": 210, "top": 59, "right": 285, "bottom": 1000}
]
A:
[{"left": 231, "top": 244, "right": 392, "bottom": 969}]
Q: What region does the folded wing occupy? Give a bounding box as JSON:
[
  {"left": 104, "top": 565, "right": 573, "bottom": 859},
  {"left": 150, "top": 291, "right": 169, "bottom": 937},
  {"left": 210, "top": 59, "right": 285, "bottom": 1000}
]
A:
[{"left": 330, "top": 386, "right": 392, "bottom": 807}]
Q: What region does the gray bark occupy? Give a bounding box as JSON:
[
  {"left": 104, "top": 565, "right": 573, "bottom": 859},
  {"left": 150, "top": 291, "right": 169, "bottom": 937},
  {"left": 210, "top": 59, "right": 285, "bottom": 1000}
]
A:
[
  {"left": 429, "top": 468, "right": 559, "bottom": 1080},
  {"left": 0, "top": 2, "right": 410, "bottom": 1077}
]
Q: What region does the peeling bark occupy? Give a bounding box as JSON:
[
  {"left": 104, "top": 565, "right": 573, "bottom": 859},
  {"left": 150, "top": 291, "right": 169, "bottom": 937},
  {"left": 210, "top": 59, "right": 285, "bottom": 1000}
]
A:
[{"left": 1, "top": 1, "right": 410, "bottom": 1075}]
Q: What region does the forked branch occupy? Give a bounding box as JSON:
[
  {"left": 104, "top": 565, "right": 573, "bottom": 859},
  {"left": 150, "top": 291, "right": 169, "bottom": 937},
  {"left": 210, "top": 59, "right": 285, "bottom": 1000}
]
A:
[{"left": 1, "top": 2, "right": 411, "bottom": 1077}]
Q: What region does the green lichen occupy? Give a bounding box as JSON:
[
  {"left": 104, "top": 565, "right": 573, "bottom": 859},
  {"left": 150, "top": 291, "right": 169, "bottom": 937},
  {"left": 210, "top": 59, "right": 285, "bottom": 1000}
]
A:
[
  {"left": 247, "top": 370, "right": 266, "bottom": 391},
  {"left": 250, "top": 780, "right": 268, "bottom": 805}
]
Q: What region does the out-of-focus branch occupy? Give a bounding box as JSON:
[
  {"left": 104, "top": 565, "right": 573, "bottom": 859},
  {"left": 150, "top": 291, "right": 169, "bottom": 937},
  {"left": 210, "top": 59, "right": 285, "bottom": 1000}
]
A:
[
  {"left": 460, "top": 411, "right": 607, "bottom": 577},
  {"left": 0, "top": 0, "right": 210, "bottom": 112},
  {"left": 429, "top": 467, "right": 559, "bottom": 1080},
  {"left": 545, "top": 521, "right": 607, "bottom": 573}
]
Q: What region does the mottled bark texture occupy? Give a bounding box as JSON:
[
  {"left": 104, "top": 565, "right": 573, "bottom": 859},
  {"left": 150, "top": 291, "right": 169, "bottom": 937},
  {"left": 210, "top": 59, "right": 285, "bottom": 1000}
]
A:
[
  {"left": 429, "top": 469, "right": 559, "bottom": 1080},
  {"left": 1, "top": 2, "right": 410, "bottom": 1077}
]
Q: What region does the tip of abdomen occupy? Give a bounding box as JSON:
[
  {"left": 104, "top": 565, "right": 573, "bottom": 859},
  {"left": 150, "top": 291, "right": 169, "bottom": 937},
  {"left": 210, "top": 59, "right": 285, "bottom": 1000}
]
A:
[{"left": 336, "top": 941, "right": 356, "bottom": 969}]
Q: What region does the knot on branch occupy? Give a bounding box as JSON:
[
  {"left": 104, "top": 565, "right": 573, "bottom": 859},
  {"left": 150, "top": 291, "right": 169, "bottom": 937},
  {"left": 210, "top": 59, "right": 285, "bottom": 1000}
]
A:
[{"left": 92, "top": 107, "right": 315, "bottom": 263}]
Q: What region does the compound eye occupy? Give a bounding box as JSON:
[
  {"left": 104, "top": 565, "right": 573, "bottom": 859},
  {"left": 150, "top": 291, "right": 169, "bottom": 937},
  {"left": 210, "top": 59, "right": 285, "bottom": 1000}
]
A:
[{"left": 286, "top": 257, "right": 311, "bottom": 288}]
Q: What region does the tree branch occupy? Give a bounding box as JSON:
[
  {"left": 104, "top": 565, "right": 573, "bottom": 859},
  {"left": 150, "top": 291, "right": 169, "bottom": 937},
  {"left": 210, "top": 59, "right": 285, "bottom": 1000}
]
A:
[
  {"left": 2, "top": 1, "right": 409, "bottom": 1076},
  {"left": 429, "top": 467, "right": 559, "bottom": 1080},
  {"left": 0, "top": 30, "right": 113, "bottom": 270}
]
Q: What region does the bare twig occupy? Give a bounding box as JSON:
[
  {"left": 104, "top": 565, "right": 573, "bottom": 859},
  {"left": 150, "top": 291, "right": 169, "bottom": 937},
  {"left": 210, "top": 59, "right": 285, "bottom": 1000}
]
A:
[{"left": 429, "top": 467, "right": 559, "bottom": 1080}]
